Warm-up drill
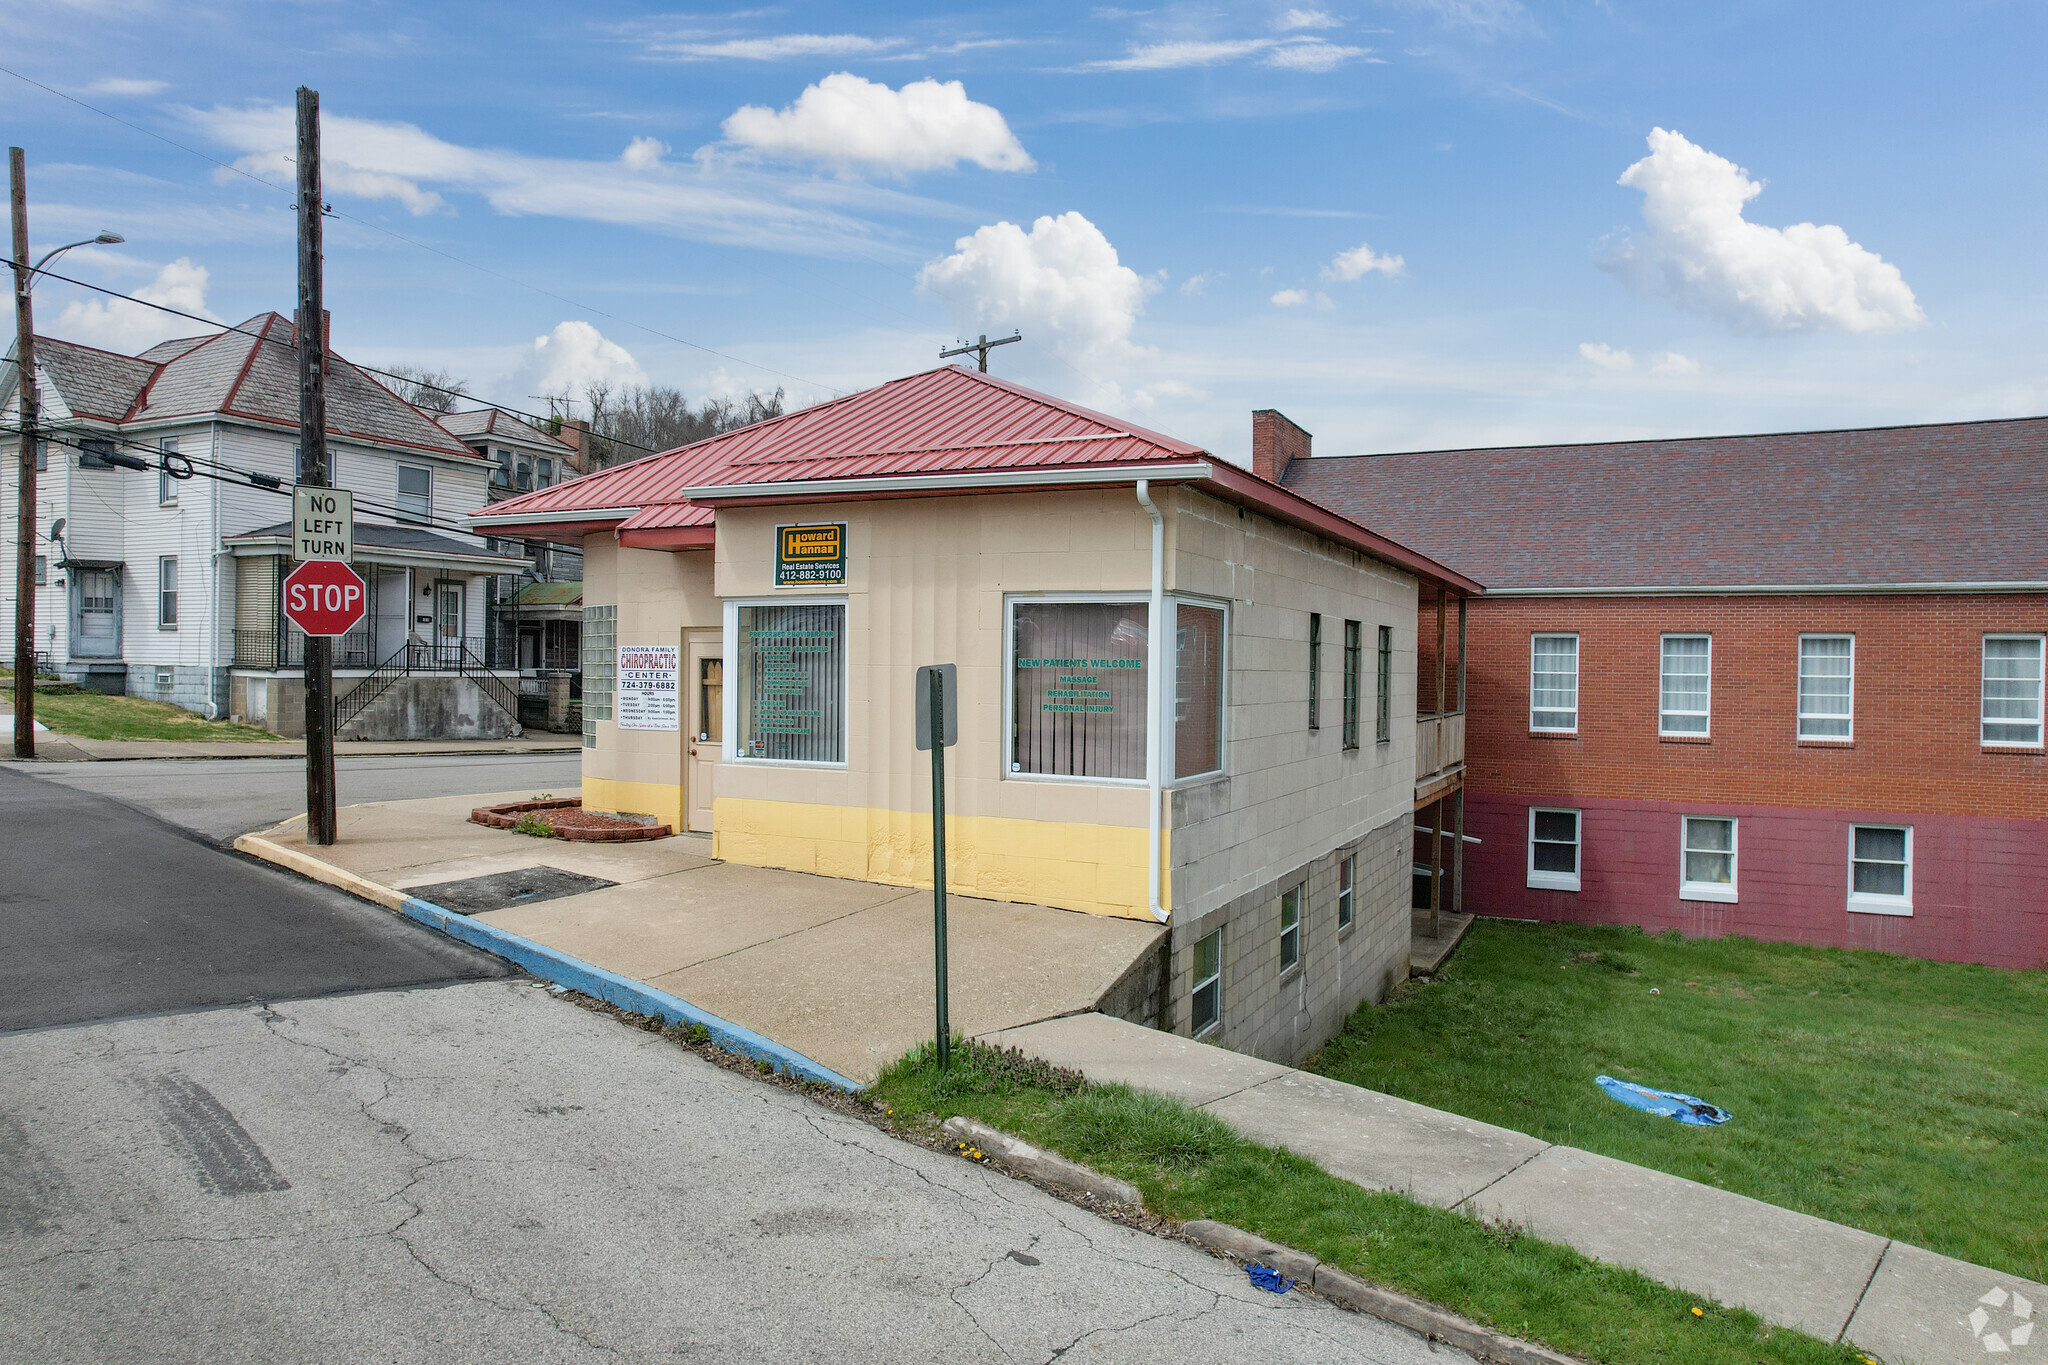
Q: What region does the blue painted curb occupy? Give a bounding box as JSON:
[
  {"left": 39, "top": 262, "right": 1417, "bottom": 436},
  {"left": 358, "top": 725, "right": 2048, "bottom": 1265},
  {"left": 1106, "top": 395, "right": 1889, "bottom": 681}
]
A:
[{"left": 400, "top": 896, "right": 865, "bottom": 1093}]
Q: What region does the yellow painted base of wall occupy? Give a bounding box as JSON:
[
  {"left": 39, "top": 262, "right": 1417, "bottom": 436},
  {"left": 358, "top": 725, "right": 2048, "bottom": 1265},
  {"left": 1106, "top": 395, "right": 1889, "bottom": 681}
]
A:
[
  {"left": 712, "top": 797, "right": 1169, "bottom": 922},
  {"left": 584, "top": 776, "right": 685, "bottom": 835}
]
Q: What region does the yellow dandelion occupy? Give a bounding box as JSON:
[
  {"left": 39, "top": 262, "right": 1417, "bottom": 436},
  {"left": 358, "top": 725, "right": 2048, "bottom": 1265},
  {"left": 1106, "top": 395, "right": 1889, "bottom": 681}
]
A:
[{"left": 1691, "top": 1307, "right": 1704, "bottom": 1318}]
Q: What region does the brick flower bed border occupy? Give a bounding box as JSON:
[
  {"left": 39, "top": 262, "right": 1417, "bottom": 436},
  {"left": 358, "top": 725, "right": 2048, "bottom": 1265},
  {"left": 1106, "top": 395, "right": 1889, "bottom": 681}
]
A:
[{"left": 468, "top": 797, "right": 673, "bottom": 843}]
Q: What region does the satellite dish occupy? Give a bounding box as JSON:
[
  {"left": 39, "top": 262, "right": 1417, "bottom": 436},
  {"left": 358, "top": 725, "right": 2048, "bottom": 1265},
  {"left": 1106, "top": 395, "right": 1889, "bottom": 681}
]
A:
[{"left": 48, "top": 518, "right": 65, "bottom": 541}]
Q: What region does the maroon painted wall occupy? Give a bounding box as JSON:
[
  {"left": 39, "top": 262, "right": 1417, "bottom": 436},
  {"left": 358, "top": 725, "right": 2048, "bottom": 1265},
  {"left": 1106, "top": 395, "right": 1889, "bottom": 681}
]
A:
[{"left": 1464, "top": 792, "right": 2048, "bottom": 970}]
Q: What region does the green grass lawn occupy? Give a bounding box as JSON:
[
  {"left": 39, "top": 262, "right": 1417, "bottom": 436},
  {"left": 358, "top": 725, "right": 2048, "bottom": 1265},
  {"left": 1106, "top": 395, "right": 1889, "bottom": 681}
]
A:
[
  {"left": 873, "top": 1040, "right": 1866, "bottom": 1365},
  {"left": 1310, "top": 920, "right": 2048, "bottom": 1283},
  {"left": 20, "top": 690, "right": 285, "bottom": 743}
]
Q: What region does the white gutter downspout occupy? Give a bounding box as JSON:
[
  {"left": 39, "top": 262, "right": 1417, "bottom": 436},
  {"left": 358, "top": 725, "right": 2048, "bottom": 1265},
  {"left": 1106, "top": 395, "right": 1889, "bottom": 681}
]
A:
[{"left": 1136, "top": 480, "right": 1168, "bottom": 923}]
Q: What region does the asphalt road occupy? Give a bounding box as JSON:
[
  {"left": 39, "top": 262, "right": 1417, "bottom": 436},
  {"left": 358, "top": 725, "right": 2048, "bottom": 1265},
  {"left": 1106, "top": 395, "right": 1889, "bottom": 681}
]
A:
[
  {"left": 0, "top": 765, "right": 509, "bottom": 1031},
  {"left": 0, "top": 978, "right": 1460, "bottom": 1364},
  {"left": 4, "top": 752, "right": 583, "bottom": 843}
]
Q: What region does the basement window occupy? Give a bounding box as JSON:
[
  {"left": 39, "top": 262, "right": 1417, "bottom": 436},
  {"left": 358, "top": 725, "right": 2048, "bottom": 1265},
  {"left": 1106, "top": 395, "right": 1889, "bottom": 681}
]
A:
[
  {"left": 1847, "top": 825, "right": 1912, "bottom": 916},
  {"left": 1278, "top": 885, "right": 1302, "bottom": 974},
  {"left": 1680, "top": 816, "right": 1738, "bottom": 903},
  {"left": 1190, "top": 928, "right": 1222, "bottom": 1038},
  {"left": 1528, "top": 807, "right": 1581, "bottom": 892},
  {"left": 1336, "top": 853, "right": 1356, "bottom": 930}
]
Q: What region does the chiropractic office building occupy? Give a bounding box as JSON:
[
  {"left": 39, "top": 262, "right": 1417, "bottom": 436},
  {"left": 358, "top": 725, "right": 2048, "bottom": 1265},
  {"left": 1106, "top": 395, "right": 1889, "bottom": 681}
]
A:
[{"left": 475, "top": 366, "right": 1480, "bottom": 1062}]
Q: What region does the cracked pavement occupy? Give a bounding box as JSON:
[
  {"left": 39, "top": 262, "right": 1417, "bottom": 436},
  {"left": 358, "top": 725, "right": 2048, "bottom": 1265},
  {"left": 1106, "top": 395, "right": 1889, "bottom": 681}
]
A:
[{"left": 1, "top": 977, "right": 1473, "bottom": 1364}]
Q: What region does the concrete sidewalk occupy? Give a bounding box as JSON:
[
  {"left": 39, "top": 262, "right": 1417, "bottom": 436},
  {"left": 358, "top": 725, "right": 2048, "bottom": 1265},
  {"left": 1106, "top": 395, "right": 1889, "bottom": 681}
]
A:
[
  {"left": 979, "top": 1013, "right": 2044, "bottom": 1365},
  {"left": 240, "top": 791, "right": 1164, "bottom": 1084}
]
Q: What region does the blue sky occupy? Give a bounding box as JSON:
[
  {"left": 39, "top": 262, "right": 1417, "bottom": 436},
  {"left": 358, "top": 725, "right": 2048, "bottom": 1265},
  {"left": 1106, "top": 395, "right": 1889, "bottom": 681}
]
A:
[{"left": 6, "top": 1, "right": 2045, "bottom": 463}]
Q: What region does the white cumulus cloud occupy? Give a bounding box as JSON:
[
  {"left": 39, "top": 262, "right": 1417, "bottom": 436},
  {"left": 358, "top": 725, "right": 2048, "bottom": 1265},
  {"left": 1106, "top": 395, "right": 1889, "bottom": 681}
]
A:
[
  {"left": 1323, "top": 241, "right": 1405, "bottom": 281},
  {"left": 51, "top": 258, "right": 220, "bottom": 354},
  {"left": 1272, "top": 289, "right": 1311, "bottom": 307},
  {"left": 1579, "top": 342, "right": 1633, "bottom": 371},
  {"left": 1602, "top": 128, "right": 1922, "bottom": 335},
  {"left": 918, "top": 211, "right": 1156, "bottom": 403},
  {"left": 1651, "top": 351, "right": 1700, "bottom": 375},
  {"left": 1279, "top": 8, "right": 1341, "bottom": 29},
  {"left": 514, "top": 321, "right": 648, "bottom": 399},
  {"left": 621, "top": 136, "right": 668, "bottom": 172},
  {"left": 721, "top": 74, "right": 1034, "bottom": 175}
]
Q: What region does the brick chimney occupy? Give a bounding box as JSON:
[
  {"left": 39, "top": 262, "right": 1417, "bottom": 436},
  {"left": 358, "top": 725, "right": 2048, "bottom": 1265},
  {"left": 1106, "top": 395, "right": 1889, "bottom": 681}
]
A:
[
  {"left": 557, "top": 417, "right": 590, "bottom": 473},
  {"left": 1251, "top": 409, "right": 1310, "bottom": 484}
]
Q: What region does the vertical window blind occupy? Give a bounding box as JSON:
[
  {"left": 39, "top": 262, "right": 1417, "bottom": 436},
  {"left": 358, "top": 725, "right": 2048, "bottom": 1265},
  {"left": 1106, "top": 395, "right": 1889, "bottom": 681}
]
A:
[
  {"left": 1011, "top": 602, "right": 1149, "bottom": 780},
  {"left": 738, "top": 603, "right": 846, "bottom": 763}
]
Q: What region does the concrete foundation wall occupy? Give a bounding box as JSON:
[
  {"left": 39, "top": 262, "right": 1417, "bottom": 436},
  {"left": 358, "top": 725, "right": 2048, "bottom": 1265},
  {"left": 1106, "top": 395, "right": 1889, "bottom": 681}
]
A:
[
  {"left": 233, "top": 672, "right": 520, "bottom": 740},
  {"left": 1165, "top": 813, "right": 1411, "bottom": 1067}
]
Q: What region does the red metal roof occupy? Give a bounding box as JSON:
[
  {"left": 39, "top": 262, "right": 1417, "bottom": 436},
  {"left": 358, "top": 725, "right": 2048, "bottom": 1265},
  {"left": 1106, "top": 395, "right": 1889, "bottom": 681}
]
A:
[{"left": 474, "top": 365, "right": 1481, "bottom": 592}]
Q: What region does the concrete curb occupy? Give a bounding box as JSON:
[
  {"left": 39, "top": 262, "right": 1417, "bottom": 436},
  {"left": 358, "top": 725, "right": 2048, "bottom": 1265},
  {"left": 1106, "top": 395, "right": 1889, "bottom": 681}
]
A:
[
  {"left": 941, "top": 1116, "right": 1143, "bottom": 1206},
  {"left": 1179, "top": 1219, "right": 1587, "bottom": 1365},
  {"left": 233, "top": 834, "right": 863, "bottom": 1093}
]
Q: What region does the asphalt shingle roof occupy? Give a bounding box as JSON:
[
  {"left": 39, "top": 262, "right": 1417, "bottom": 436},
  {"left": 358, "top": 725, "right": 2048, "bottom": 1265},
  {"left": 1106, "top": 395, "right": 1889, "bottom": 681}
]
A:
[
  {"left": 1281, "top": 417, "right": 2048, "bottom": 590},
  {"left": 227, "top": 520, "right": 524, "bottom": 561},
  {"left": 30, "top": 339, "right": 157, "bottom": 421}
]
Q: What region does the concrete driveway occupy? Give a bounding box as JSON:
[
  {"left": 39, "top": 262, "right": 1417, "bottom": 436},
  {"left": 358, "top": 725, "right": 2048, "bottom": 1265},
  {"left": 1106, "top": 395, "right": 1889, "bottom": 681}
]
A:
[{"left": 246, "top": 791, "right": 1165, "bottom": 1083}]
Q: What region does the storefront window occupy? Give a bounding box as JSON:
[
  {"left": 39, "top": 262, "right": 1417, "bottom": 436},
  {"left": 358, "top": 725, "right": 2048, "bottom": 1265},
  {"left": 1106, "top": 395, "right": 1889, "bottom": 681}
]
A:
[
  {"left": 736, "top": 602, "right": 846, "bottom": 763},
  {"left": 1175, "top": 603, "right": 1224, "bottom": 778},
  {"left": 1011, "top": 600, "right": 1149, "bottom": 780}
]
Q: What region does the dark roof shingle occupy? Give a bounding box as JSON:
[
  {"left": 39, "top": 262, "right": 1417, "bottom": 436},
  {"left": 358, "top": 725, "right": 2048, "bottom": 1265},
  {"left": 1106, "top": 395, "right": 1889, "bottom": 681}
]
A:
[{"left": 1282, "top": 417, "right": 2048, "bottom": 590}]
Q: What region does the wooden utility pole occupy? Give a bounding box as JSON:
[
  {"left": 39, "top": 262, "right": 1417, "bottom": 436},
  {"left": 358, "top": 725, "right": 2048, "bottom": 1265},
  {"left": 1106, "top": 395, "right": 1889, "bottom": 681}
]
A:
[
  {"left": 296, "top": 88, "right": 336, "bottom": 845},
  {"left": 938, "top": 332, "right": 1020, "bottom": 373},
  {"left": 9, "top": 147, "right": 38, "bottom": 760}
]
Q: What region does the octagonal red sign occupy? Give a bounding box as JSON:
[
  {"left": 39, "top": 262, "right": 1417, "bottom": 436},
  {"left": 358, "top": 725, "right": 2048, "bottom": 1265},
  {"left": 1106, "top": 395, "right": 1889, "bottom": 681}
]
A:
[{"left": 282, "top": 559, "right": 368, "bottom": 637}]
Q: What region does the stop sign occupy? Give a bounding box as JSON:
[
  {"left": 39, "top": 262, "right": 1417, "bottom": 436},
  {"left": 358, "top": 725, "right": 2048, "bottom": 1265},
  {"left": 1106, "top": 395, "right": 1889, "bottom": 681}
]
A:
[{"left": 282, "top": 560, "right": 368, "bottom": 637}]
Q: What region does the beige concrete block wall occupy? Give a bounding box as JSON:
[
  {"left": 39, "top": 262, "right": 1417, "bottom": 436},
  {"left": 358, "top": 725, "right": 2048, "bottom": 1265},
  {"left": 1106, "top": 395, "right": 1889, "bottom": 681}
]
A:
[
  {"left": 1167, "top": 486, "right": 1419, "bottom": 921},
  {"left": 1164, "top": 814, "right": 1412, "bottom": 1067},
  {"left": 579, "top": 537, "right": 719, "bottom": 830}
]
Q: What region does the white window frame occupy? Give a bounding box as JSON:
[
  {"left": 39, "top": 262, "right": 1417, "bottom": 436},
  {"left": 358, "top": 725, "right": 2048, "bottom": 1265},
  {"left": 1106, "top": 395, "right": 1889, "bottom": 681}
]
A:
[
  {"left": 1658, "top": 633, "right": 1712, "bottom": 738},
  {"left": 1190, "top": 927, "right": 1222, "bottom": 1038},
  {"left": 1797, "top": 633, "right": 1856, "bottom": 742},
  {"left": 1527, "top": 806, "right": 1582, "bottom": 892},
  {"left": 158, "top": 437, "right": 179, "bottom": 507},
  {"left": 395, "top": 464, "right": 433, "bottom": 524},
  {"left": 723, "top": 595, "right": 851, "bottom": 770},
  {"left": 1981, "top": 634, "right": 2046, "bottom": 749},
  {"left": 1530, "top": 632, "right": 1579, "bottom": 734},
  {"left": 1278, "top": 884, "right": 1302, "bottom": 975},
  {"left": 157, "top": 555, "right": 177, "bottom": 630},
  {"left": 1336, "top": 853, "right": 1356, "bottom": 931},
  {"left": 1170, "top": 595, "right": 1230, "bottom": 786},
  {"left": 1847, "top": 824, "right": 1913, "bottom": 916},
  {"left": 1679, "top": 815, "right": 1738, "bottom": 904}
]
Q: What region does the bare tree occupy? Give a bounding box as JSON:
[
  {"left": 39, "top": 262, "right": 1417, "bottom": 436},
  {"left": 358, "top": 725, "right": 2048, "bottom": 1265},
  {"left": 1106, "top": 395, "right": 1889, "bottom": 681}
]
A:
[
  {"left": 583, "top": 383, "right": 787, "bottom": 469},
  {"left": 383, "top": 364, "right": 471, "bottom": 415}
]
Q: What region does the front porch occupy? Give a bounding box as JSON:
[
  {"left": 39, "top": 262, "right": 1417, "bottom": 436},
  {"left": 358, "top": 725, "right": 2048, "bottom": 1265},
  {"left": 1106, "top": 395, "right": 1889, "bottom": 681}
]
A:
[{"left": 224, "top": 522, "right": 527, "bottom": 741}]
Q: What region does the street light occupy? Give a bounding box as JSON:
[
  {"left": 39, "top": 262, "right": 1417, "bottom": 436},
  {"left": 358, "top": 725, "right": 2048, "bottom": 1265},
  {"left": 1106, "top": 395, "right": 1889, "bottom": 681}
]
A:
[{"left": 28, "top": 231, "right": 123, "bottom": 286}]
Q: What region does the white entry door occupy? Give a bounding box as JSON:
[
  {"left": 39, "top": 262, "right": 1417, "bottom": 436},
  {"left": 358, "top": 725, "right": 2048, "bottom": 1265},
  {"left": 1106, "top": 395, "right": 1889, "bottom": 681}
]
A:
[
  {"left": 73, "top": 570, "right": 120, "bottom": 658},
  {"left": 373, "top": 569, "right": 410, "bottom": 663}
]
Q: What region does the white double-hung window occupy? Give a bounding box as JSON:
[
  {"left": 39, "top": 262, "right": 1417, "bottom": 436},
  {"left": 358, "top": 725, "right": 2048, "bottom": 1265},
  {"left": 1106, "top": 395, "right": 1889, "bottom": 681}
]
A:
[
  {"left": 1798, "top": 635, "right": 1855, "bottom": 740},
  {"left": 1659, "top": 634, "right": 1711, "bottom": 736},
  {"left": 729, "top": 599, "right": 848, "bottom": 765},
  {"left": 1848, "top": 825, "right": 1912, "bottom": 915},
  {"left": 1527, "top": 808, "right": 1581, "bottom": 892},
  {"left": 1680, "top": 816, "right": 1738, "bottom": 903},
  {"left": 1530, "top": 633, "right": 1579, "bottom": 733},
  {"left": 1982, "top": 635, "right": 2045, "bottom": 747},
  {"left": 1007, "top": 595, "right": 1225, "bottom": 784}
]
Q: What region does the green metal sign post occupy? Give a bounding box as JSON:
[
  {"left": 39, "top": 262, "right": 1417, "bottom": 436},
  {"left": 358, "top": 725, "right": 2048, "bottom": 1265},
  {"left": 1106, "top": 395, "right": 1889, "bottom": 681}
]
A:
[{"left": 916, "top": 664, "right": 958, "bottom": 1068}]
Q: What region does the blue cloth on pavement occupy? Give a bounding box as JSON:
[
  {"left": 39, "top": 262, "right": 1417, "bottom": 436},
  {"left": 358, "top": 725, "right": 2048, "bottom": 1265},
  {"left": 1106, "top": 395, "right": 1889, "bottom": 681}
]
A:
[
  {"left": 1596, "top": 1075, "right": 1730, "bottom": 1126},
  {"left": 1248, "top": 1264, "right": 1293, "bottom": 1293}
]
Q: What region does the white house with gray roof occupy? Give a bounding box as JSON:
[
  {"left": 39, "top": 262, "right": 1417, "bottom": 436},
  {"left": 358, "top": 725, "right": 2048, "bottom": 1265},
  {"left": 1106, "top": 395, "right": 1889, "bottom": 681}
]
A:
[{"left": 0, "top": 313, "right": 528, "bottom": 739}]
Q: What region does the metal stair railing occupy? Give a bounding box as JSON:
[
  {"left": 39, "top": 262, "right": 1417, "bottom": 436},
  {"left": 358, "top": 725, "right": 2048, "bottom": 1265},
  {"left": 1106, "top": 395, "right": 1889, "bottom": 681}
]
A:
[
  {"left": 335, "top": 639, "right": 415, "bottom": 731},
  {"left": 457, "top": 641, "right": 522, "bottom": 723}
]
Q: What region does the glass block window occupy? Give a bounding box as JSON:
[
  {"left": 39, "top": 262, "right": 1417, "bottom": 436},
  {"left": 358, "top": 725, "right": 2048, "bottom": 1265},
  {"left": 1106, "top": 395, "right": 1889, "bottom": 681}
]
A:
[{"left": 581, "top": 604, "right": 616, "bottom": 748}]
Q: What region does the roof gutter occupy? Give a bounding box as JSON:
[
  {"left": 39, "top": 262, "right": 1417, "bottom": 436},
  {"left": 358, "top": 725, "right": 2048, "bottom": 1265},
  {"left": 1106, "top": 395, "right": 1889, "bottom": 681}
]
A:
[
  {"left": 677, "top": 462, "right": 1216, "bottom": 503},
  {"left": 471, "top": 505, "right": 641, "bottom": 528},
  {"left": 1479, "top": 580, "right": 2048, "bottom": 598}
]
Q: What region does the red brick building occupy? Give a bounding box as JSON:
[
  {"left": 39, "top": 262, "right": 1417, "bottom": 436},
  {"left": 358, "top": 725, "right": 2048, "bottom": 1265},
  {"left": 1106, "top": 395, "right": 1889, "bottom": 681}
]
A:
[{"left": 1276, "top": 416, "right": 2048, "bottom": 969}]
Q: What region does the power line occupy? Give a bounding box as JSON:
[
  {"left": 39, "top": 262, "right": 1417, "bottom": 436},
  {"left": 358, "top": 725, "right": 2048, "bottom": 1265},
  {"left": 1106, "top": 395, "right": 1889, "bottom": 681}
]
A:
[{"left": 0, "top": 62, "right": 844, "bottom": 396}]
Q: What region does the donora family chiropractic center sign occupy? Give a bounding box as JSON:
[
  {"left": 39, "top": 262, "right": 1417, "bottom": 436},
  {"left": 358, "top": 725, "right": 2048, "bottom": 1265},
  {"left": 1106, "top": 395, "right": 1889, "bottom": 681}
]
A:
[{"left": 616, "top": 645, "right": 679, "bottom": 731}]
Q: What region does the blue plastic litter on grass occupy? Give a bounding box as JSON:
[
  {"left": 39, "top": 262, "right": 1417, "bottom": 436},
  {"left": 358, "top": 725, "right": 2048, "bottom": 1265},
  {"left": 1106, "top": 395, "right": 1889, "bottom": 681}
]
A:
[
  {"left": 1596, "top": 1075, "right": 1730, "bottom": 1126},
  {"left": 1248, "top": 1264, "right": 1294, "bottom": 1294}
]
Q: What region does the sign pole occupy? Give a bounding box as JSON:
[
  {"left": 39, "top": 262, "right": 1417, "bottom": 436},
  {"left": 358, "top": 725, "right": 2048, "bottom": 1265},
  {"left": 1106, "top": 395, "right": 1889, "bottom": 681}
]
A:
[
  {"left": 929, "top": 665, "right": 950, "bottom": 1070},
  {"left": 295, "top": 87, "right": 335, "bottom": 847}
]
